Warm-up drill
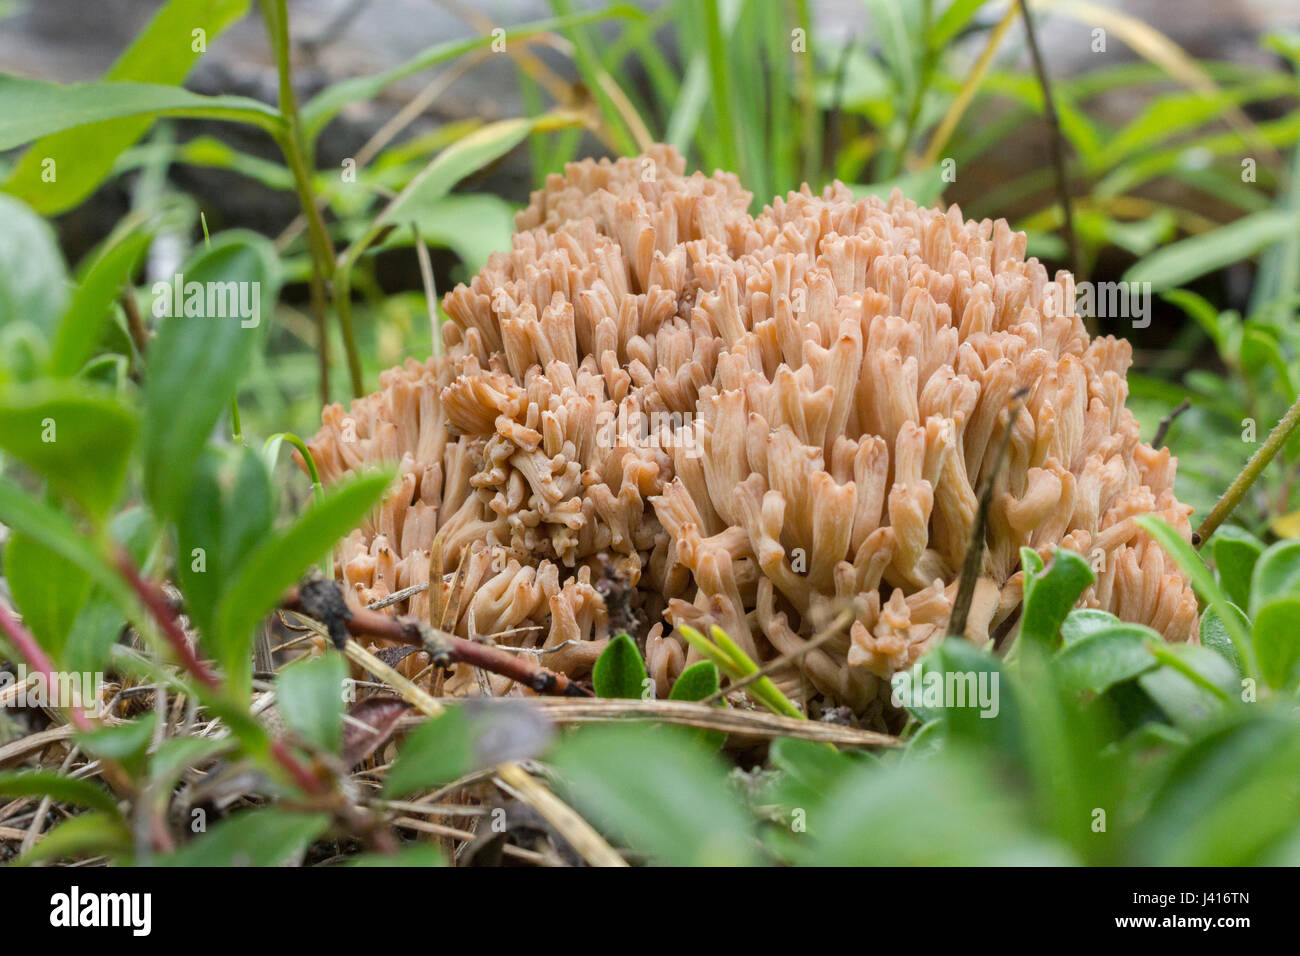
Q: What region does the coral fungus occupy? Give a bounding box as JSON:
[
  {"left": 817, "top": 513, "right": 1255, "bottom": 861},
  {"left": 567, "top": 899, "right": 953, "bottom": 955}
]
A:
[{"left": 306, "top": 145, "right": 1199, "bottom": 714}]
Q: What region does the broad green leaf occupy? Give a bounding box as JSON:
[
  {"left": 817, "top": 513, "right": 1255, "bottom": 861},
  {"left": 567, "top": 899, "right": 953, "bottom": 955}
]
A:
[
  {"left": 348, "top": 845, "right": 446, "bottom": 866},
  {"left": 1253, "top": 598, "right": 1300, "bottom": 689},
  {"left": 142, "top": 230, "right": 279, "bottom": 521},
  {"left": 213, "top": 470, "right": 394, "bottom": 696},
  {"left": 1123, "top": 209, "right": 1298, "bottom": 292},
  {"left": 349, "top": 117, "right": 555, "bottom": 265},
  {"left": 1133, "top": 715, "right": 1300, "bottom": 865},
  {"left": 383, "top": 708, "right": 474, "bottom": 799},
  {"left": 0, "top": 478, "right": 138, "bottom": 632},
  {"left": 176, "top": 450, "right": 226, "bottom": 642},
  {"left": 910, "top": 639, "right": 1020, "bottom": 758},
  {"left": 4, "top": 531, "right": 91, "bottom": 659},
  {"left": 222, "top": 444, "right": 276, "bottom": 572},
  {"left": 1136, "top": 514, "right": 1254, "bottom": 677},
  {"left": 0, "top": 770, "right": 120, "bottom": 816},
  {"left": 16, "top": 811, "right": 132, "bottom": 865},
  {"left": 373, "top": 193, "right": 516, "bottom": 273},
  {"left": 1249, "top": 539, "right": 1300, "bottom": 618},
  {"left": 0, "top": 193, "right": 68, "bottom": 345},
  {"left": 764, "top": 736, "right": 861, "bottom": 819},
  {"left": 0, "top": 74, "right": 283, "bottom": 151},
  {"left": 1139, "top": 644, "right": 1237, "bottom": 727},
  {"left": 850, "top": 165, "right": 947, "bottom": 206},
  {"left": 0, "top": 381, "right": 138, "bottom": 518},
  {"left": 159, "top": 809, "right": 331, "bottom": 866},
  {"left": 384, "top": 701, "right": 551, "bottom": 799},
  {"left": 1211, "top": 525, "right": 1264, "bottom": 610},
  {"left": 930, "top": 0, "right": 991, "bottom": 50},
  {"left": 668, "top": 660, "right": 724, "bottom": 749},
  {"left": 1199, "top": 603, "right": 1248, "bottom": 676},
  {"left": 276, "top": 653, "right": 347, "bottom": 754},
  {"left": 1055, "top": 624, "right": 1159, "bottom": 695},
  {"left": 1018, "top": 547, "right": 1095, "bottom": 648},
  {"left": 797, "top": 749, "right": 1070, "bottom": 865},
  {"left": 63, "top": 591, "right": 127, "bottom": 676},
  {"left": 668, "top": 660, "right": 720, "bottom": 701},
  {"left": 550, "top": 724, "right": 759, "bottom": 866},
  {"left": 50, "top": 226, "right": 152, "bottom": 376},
  {"left": 4, "top": 0, "right": 253, "bottom": 213},
  {"left": 1059, "top": 608, "right": 1122, "bottom": 646},
  {"left": 76, "top": 714, "right": 157, "bottom": 776},
  {"left": 592, "top": 632, "right": 649, "bottom": 699}
]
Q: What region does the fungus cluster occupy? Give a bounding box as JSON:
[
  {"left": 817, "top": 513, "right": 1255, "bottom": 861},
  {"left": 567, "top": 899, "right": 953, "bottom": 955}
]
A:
[{"left": 306, "top": 145, "right": 1198, "bottom": 713}]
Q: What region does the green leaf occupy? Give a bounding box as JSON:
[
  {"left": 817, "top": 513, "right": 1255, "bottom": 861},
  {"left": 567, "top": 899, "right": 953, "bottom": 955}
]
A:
[
  {"left": 1139, "top": 644, "right": 1237, "bottom": 727},
  {"left": 51, "top": 226, "right": 151, "bottom": 376},
  {"left": 1018, "top": 547, "right": 1095, "bottom": 648},
  {"left": 3, "top": 0, "right": 253, "bottom": 214},
  {"left": 550, "top": 724, "right": 759, "bottom": 866},
  {"left": 16, "top": 811, "right": 132, "bottom": 865},
  {"left": 668, "top": 660, "right": 720, "bottom": 701},
  {"left": 1123, "top": 209, "right": 1299, "bottom": 293},
  {"left": 592, "top": 632, "right": 649, "bottom": 699},
  {"left": 0, "top": 381, "right": 138, "bottom": 518},
  {"left": 1198, "top": 603, "right": 1248, "bottom": 676},
  {"left": 796, "top": 749, "right": 1070, "bottom": 865},
  {"left": 1059, "top": 608, "right": 1122, "bottom": 646},
  {"left": 1133, "top": 715, "right": 1300, "bottom": 865},
  {"left": 372, "top": 193, "right": 516, "bottom": 273},
  {"left": 1055, "top": 623, "right": 1159, "bottom": 695},
  {"left": 1254, "top": 598, "right": 1300, "bottom": 689},
  {"left": 348, "top": 845, "right": 446, "bottom": 867},
  {"left": 213, "top": 470, "right": 394, "bottom": 696},
  {"left": 159, "top": 809, "right": 331, "bottom": 866},
  {"left": 0, "top": 193, "right": 68, "bottom": 347},
  {"left": 176, "top": 450, "right": 226, "bottom": 642},
  {"left": 76, "top": 714, "right": 157, "bottom": 775},
  {"left": 383, "top": 708, "right": 474, "bottom": 799},
  {"left": 1249, "top": 539, "right": 1300, "bottom": 618},
  {"left": 1211, "top": 525, "right": 1264, "bottom": 610},
  {"left": 1136, "top": 514, "right": 1254, "bottom": 677},
  {"left": 909, "top": 639, "right": 1020, "bottom": 757},
  {"left": 669, "top": 660, "right": 724, "bottom": 749},
  {"left": 764, "top": 736, "right": 860, "bottom": 818},
  {"left": 0, "top": 74, "right": 283, "bottom": 152},
  {"left": 142, "top": 230, "right": 279, "bottom": 522},
  {"left": 347, "top": 117, "right": 554, "bottom": 267},
  {"left": 0, "top": 770, "right": 120, "bottom": 816},
  {"left": 0, "top": 477, "right": 136, "bottom": 620},
  {"left": 4, "top": 531, "right": 92, "bottom": 659},
  {"left": 63, "top": 590, "right": 127, "bottom": 676},
  {"left": 276, "top": 653, "right": 347, "bottom": 754},
  {"left": 384, "top": 700, "right": 553, "bottom": 799}
]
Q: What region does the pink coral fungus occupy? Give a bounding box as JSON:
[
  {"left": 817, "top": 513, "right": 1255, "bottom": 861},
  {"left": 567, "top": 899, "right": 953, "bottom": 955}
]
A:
[{"left": 306, "top": 145, "right": 1199, "bottom": 714}]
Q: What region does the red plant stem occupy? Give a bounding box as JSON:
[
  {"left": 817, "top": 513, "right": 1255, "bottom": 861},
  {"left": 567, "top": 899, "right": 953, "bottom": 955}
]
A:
[
  {"left": 282, "top": 586, "right": 593, "bottom": 697},
  {"left": 270, "top": 739, "right": 328, "bottom": 796},
  {"left": 0, "top": 603, "right": 94, "bottom": 732},
  {"left": 115, "top": 550, "right": 220, "bottom": 691},
  {"left": 115, "top": 553, "right": 329, "bottom": 796}
]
